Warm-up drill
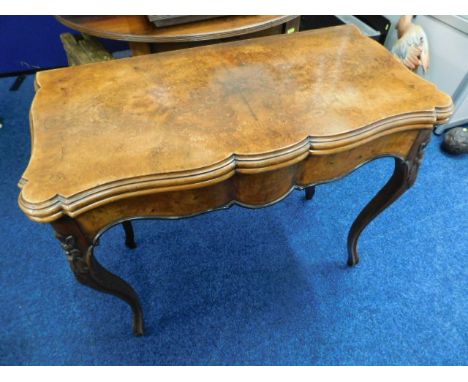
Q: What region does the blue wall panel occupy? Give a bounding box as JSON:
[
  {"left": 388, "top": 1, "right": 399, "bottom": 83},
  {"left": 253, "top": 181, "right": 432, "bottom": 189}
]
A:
[{"left": 0, "top": 16, "right": 127, "bottom": 75}]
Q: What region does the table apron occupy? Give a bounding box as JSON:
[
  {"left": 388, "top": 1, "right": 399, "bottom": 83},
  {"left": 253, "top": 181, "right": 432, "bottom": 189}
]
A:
[{"left": 72, "top": 128, "right": 423, "bottom": 242}]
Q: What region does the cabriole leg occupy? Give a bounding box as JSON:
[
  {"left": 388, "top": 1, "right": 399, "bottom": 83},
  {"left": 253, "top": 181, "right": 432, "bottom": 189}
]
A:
[
  {"left": 122, "top": 221, "right": 137, "bottom": 249},
  {"left": 347, "top": 131, "right": 430, "bottom": 267},
  {"left": 52, "top": 217, "right": 144, "bottom": 336}
]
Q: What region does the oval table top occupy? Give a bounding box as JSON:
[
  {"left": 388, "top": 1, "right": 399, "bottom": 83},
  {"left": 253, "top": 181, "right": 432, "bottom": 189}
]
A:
[
  {"left": 20, "top": 25, "right": 452, "bottom": 222},
  {"left": 55, "top": 15, "right": 298, "bottom": 43}
]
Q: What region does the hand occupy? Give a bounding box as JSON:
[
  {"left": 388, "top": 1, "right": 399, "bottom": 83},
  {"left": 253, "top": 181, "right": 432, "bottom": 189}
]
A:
[
  {"left": 403, "top": 46, "right": 422, "bottom": 70},
  {"left": 420, "top": 50, "right": 430, "bottom": 73}
]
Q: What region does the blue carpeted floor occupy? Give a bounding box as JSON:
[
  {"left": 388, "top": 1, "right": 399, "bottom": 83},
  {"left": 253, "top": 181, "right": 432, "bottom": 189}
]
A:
[{"left": 0, "top": 74, "right": 466, "bottom": 365}]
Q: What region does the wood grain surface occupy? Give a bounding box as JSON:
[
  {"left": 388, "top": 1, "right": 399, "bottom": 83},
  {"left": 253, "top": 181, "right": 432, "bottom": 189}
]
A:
[{"left": 19, "top": 25, "right": 452, "bottom": 222}]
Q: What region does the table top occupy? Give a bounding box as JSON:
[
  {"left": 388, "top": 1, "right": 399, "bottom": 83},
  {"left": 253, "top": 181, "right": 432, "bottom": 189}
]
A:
[
  {"left": 56, "top": 15, "right": 298, "bottom": 43},
  {"left": 20, "top": 25, "right": 452, "bottom": 222}
]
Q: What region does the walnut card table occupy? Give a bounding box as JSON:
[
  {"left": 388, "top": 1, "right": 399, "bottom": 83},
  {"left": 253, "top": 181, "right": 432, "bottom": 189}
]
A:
[{"left": 18, "top": 25, "right": 452, "bottom": 335}]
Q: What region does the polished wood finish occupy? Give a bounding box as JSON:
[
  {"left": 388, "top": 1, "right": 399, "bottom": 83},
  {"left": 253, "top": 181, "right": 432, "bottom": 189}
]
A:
[
  {"left": 56, "top": 15, "right": 299, "bottom": 43},
  {"left": 19, "top": 25, "right": 452, "bottom": 335}
]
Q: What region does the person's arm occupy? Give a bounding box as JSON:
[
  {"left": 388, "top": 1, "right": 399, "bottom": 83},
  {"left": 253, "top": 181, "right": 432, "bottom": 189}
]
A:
[{"left": 420, "top": 33, "right": 430, "bottom": 73}]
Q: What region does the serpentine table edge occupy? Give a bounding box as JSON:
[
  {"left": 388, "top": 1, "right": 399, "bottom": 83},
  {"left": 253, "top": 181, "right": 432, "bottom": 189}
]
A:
[{"left": 18, "top": 25, "right": 453, "bottom": 335}]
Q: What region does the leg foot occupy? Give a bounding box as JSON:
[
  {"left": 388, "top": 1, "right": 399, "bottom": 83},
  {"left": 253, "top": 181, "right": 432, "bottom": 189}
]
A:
[
  {"left": 122, "top": 221, "right": 137, "bottom": 249},
  {"left": 347, "top": 251, "right": 359, "bottom": 267},
  {"left": 305, "top": 186, "right": 315, "bottom": 200}
]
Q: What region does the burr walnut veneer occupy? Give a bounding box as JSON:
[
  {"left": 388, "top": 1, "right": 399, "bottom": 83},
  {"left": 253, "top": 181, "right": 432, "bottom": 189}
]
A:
[{"left": 18, "top": 25, "right": 452, "bottom": 335}]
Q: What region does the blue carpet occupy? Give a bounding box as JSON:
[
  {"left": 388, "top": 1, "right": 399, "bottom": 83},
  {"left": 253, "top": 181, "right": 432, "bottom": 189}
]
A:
[{"left": 0, "top": 74, "right": 467, "bottom": 365}]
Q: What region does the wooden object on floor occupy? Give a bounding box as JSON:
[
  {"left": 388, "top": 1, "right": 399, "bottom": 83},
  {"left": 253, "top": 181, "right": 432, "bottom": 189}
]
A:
[
  {"left": 60, "top": 33, "right": 113, "bottom": 66},
  {"left": 19, "top": 25, "right": 452, "bottom": 335},
  {"left": 56, "top": 15, "right": 300, "bottom": 55}
]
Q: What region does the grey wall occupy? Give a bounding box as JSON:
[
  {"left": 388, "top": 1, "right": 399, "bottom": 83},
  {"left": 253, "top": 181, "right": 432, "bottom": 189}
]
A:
[{"left": 383, "top": 15, "right": 468, "bottom": 129}]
